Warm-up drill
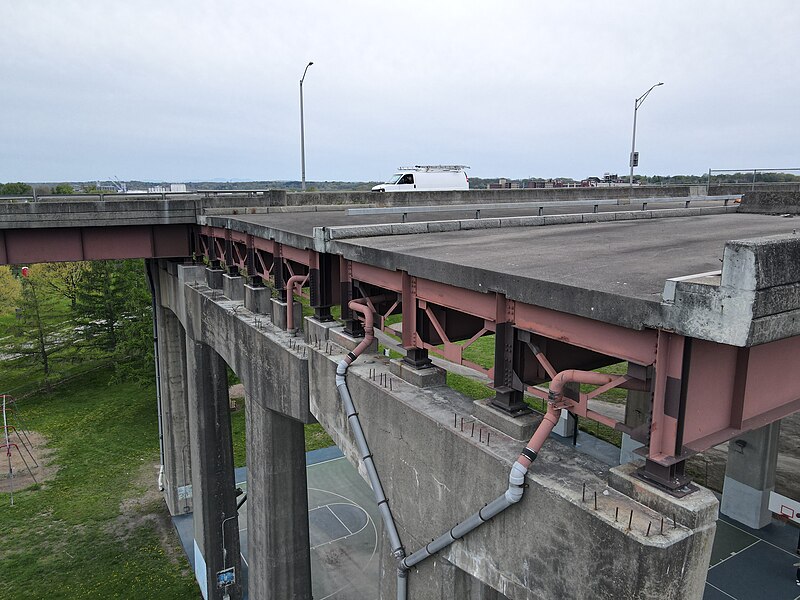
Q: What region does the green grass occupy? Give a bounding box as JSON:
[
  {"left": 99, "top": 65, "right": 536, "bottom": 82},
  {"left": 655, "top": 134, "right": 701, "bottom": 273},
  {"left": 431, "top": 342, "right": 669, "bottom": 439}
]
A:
[
  {"left": 230, "top": 401, "right": 334, "bottom": 468},
  {"left": 0, "top": 369, "right": 198, "bottom": 599}
]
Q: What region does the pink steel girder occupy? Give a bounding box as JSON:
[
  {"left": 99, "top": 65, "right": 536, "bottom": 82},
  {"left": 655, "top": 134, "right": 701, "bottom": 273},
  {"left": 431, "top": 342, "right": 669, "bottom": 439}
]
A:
[
  {"left": 198, "top": 227, "right": 316, "bottom": 291},
  {"left": 194, "top": 232, "right": 800, "bottom": 471},
  {"left": 0, "top": 225, "right": 192, "bottom": 266}
]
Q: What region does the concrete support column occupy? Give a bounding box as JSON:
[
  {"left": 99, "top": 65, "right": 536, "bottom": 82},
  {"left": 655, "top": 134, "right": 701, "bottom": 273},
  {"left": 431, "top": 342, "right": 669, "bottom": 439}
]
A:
[
  {"left": 245, "top": 397, "right": 312, "bottom": 599},
  {"left": 222, "top": 273, "right": 244, "bottom": 301},
  {"left": 244, "top": 283, "right": 271, "bottom": 315},
  {"left": 157, "top": 305, "right": 193, "bottom": 516},
  {"left": 186, "top": 338, "right": 243, "bottom": 600},
  {"left": 207, "top": 266, "right": 224, "bottom": 290},
  {"left": 721, "top": 421, "right": 781, "bottom": 529}
]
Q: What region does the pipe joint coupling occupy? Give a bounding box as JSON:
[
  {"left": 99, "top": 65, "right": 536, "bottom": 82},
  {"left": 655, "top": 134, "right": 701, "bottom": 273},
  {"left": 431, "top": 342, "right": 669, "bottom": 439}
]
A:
[
  {"left": 509, "top": 461, "right": 528, "bottom": 486},
  {"left": 505, "top": 485, "right": 524, "bottom": 504}
]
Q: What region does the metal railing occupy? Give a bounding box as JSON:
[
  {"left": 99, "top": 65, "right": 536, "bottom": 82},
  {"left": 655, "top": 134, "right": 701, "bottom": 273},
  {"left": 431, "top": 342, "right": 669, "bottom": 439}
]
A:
[{"left": 346, "top": 195, "right": 742, "bottom": 222}]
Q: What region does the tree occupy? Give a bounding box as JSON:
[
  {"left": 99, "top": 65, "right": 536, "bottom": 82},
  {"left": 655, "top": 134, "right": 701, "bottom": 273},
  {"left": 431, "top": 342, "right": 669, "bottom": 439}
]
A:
[
  {"left": 74, "top": 260, "right": 153, "bottom": 365},
  {"left": 53, "top": 183, "right": 74, "bottom": 194},
  {"left": 0, "top": 266, "right": 22, "bottom": 314},
  {"left": 0, "top": 182, "right": 33, "bottom": 196},
  {"left": 41, "top": 262, "right": 89, "bottom": 310},
  {"left": 75, "top": 261, "right": 126, "bottom": 351},
  {"left": 8, "top": 264, "right": 68, "bottom": 376},
  {"left": 111, "top": 260, "right": 155, "bottom": 383}
]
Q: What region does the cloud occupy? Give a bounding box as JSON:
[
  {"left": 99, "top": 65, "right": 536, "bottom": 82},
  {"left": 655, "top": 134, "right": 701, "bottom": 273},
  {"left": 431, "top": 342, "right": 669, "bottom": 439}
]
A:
[{"left": 1, "top": 0, "right": 798, "bottom": 182}]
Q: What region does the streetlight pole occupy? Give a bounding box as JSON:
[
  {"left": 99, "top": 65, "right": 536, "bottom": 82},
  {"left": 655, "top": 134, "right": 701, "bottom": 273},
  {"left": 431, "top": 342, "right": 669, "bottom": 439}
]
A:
[
  {"left": 300, "top": 61, "right": 314, "bottom": 192},
  {"left": 629, "top": 82, "right": 664, "bottom": 192}
]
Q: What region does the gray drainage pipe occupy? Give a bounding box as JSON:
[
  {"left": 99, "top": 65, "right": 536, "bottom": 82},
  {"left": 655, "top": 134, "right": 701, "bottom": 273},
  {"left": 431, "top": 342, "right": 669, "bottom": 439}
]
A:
[
  {"left": 335, "top": 300, "right": 406, "bottom": 560},
  {"left": 396, "top": 368, "right": 615, "bottom": 599},
  {"left": 334, "top": 299, "right": 614, "bottom": 599}
]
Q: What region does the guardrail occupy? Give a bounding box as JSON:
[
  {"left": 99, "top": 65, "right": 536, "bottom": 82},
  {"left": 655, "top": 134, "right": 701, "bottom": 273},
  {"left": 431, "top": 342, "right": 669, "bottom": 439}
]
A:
[
  {"left": 0, "top": 189, "right": 275, "bottom": 203},
  {"left": 346, "top": 195, "right": 742, "bottom": 221}
]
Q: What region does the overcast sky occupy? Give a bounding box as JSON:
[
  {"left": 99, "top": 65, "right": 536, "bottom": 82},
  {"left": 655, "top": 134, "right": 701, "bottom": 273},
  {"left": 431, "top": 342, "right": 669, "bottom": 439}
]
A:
[{"left": 2, "top": 1, "right": 799, "bottom": 183}]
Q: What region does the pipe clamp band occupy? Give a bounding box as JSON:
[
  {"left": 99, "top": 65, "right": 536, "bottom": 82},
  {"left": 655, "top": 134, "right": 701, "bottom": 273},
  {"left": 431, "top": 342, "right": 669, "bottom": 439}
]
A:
[
  {"left": 522, "top": 447, "right": 538, "bottom": 463},
  {"left": 347, "top": 351, "right": 357, "bottom": 362}
]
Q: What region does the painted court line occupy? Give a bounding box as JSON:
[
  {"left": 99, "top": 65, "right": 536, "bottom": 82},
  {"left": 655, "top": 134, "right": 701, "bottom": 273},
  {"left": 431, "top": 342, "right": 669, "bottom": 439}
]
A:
[
  {"left": 706, "top": 582, "right": 738, "bottom": 599},
  {"left": 307, "top": 456, "right": 346, "bottom": 469},
  {"left": 707, "top": 539, "right": 761, "bottom": 570},
  {"left": 327, "top": 504, "right": 353, "bottom": 535},
  {"left": 723, "top": 520, "right": 800, "bottom": 560}
]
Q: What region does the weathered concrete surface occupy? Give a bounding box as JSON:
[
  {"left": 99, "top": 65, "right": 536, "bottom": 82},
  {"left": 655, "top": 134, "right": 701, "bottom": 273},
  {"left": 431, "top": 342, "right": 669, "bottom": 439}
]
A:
[
  {"left": 184, "top": 337, "right": 242, "bottom": 600},
  {"left": 244, "top": 283, "right": 271, "bottom": 314},
  {"left": 282, "top": 183, "right": 799, "bottom": 208},
  {"left": 669, "top": 231, "right": 800, "bottom": 345},
  {"left": 160, "top": 262, "right": 315, "bottom": 598},
  {"left": 0, "top": 191, "right": 287, "bottom": 229},
  {"left": 321, "top": 214, "right": 800, "bottom": 347},
  {"left": 155, "top": 264, "right": 720, "bottom": 599},
  {"left": 739, "top": 190, "right": 800, "bottom": 214},
  {"left": 222, "top": 273, "right": 244, "bottom": 301},
  {"left": 308, "top": 346, "right": 718, "bottom": 600},
  {"left": 244, "top": 400, "right": 312, "bottom": 599},
  {"left": 153, "top": 278, "right": 193, "bottom": 516},
  {"left": 159, "top": 266, "right": 313, "bottom": 424}
]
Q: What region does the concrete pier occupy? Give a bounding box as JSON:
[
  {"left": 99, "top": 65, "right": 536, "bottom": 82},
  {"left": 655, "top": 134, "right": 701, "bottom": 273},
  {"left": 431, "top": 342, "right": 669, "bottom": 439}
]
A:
[
  {"left": 720, "top": 421, "right": 781, "bottom": 529},
  {"left": 245, "top": 400, "right": 312, "bottom": 599},
  {"left": 185, "top": 337, "right": 243, "bottom": 600},
  {"left": 155, "top": 298, "right": 193, "bottom": 515}
]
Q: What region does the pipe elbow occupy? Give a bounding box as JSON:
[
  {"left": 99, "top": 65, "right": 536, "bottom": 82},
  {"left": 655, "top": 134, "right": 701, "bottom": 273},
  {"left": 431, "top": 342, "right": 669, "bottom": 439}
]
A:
[
  {"left": 509, "top": 461, "right": 528, "bottom": 486},
  {"left": 505, "top": 461, "right": 527, "bottom": 503},
  {"left": 505, "top": 485, "right": 524, "bottom": 504},
  {"left": 336, "top": 360, "right": 349, "bottom": 376}
]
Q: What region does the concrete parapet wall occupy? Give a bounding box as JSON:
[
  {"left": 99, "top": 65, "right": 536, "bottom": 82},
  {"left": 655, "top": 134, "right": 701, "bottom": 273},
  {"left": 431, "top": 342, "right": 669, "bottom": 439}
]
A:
[
  {"left": 323, "top": 206, "right": 738, "bottom": 242},
  {"left": 739, "top": 190, "right": 800, "bottom": 214},
  {"left": 287, "top": 186, "right": 699, "bottom": 207},
  {"left": 0, "top": 191, "right": 286, "bottom": 229}
]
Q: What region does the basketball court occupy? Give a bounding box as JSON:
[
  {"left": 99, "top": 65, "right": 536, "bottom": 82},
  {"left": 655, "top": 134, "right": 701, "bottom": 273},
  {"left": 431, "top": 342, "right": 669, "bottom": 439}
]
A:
[
  {"left": 173, "top": 444, "right": 800, "bottom": 600},
  {"left": 173, "top": 446, "right": 380, "bottom": 600}
]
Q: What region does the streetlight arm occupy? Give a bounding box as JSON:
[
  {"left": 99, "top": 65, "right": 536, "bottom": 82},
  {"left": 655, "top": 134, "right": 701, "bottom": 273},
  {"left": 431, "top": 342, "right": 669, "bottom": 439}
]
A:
[
  {"left": 629, "top": 82, "right": 663, "bottom": 192},
  {"left": 635, "top": 82, "right": 664, "bottom": 110},
  {"left": 300, "top": 61, "right": 314, "bottom": 84}
]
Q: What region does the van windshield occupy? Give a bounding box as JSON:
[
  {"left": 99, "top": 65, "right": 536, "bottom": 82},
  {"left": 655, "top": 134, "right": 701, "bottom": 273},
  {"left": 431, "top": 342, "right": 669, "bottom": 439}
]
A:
[{"left": 387, "top": 174, "right": 403, "bottom": 184}]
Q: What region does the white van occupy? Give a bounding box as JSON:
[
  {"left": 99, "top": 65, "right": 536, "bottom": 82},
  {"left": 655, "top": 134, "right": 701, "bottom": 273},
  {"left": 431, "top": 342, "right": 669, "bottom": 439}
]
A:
[{"left": 371, "top": 165, "right": 469, "bottom": 192}]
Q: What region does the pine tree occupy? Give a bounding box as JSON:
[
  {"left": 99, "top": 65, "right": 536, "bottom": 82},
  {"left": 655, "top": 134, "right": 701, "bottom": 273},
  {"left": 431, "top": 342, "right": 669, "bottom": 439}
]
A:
[
  {"left": 73, "top": 259, "right": 154, "bottom": 380},
  {"left": 9, "top": 265, "right": 68, "bottom": 376},
  {"left": 75, "top": 260, "right": 126, "bottom": 351}
]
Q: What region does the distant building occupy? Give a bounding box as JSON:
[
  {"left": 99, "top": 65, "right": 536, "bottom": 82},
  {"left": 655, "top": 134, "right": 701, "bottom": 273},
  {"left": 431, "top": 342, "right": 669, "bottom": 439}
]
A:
[
  {"left": 147, "top": 183, "right": 187, "bottom": 193},
  {"left": 580, "top": 173, "right": 629, "bottom": 187}
]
